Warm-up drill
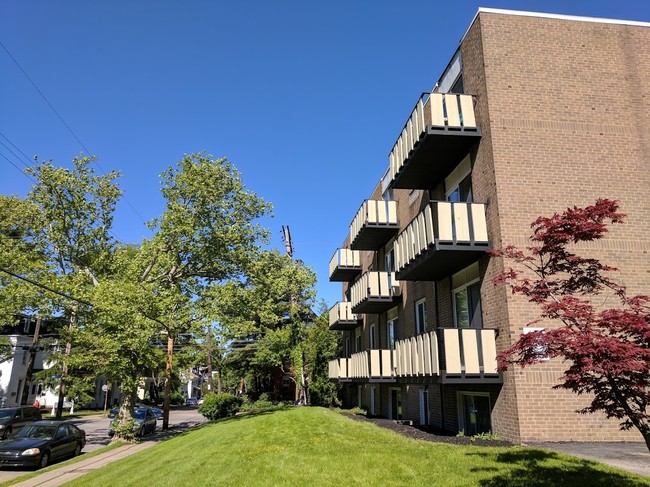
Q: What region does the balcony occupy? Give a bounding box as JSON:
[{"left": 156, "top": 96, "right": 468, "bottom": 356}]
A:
[
  {"left": 394, "top": 201, "right": 489, "bottom": 280},
  {"left": 349, "top": 200, "right": 398, "bottom": 250},
  {"left": 329, "top": 248, "right": 362, "bottom": 282},
  {"left": 328, "top": 350, "right": 395, "bottom": 381},
  {"left": 328, "top": 329, "right": 500, "bottom": 383},
  {"left": 394, "top": 328, "right": 500, "bottom": 383},
  {"left": 350, "top": 271, "right": 401, "bottom": 314},
  {"left": 329, "top": 302, "right": 361, "bottom": 331},
  {"left": 386, "top": 93, "right": 481, "bottom": 190}
]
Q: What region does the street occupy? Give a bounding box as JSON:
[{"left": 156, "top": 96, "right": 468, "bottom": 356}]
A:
[{"left": 0, "top": 407, "right": 205, "bottom": 483}]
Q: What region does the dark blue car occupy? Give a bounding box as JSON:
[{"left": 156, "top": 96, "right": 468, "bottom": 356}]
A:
[{"left": 0, "top": 421, "right": 85, "bottom": 469}]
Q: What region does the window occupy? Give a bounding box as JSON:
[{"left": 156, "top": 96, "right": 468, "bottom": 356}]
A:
[
  {"left": 389, "top": 388, "right": 402, "bottom": 420},
  {"left": 445, "top": 155, "right": 472, "bottom": 203},
  {"left": 452, "top": 263, "right": 483, "bottom": 329},
  {"left": 345, "top": 337, "right": 350, "bottom": 358},
  {"left": 419, "top": 389, "right": 429, "bottom": 426},
  {"left": 23, "top": 317, "right": 31, "bottom": 334},
  {"left": 387, "top": 307, "right": 398, "bottom": 349},
  {"left": 385, "top": 247, "right": 395, "bottom": 273},
  {"left": 355, "top": 328, "right": 361, "bottom": 352},
  {"left": 22, "top": 350, "right": 27, "bottom": 365},
  {"left": 457, "top": 392, "right": 492, "bottom": 436},
  {"left": 370, "top": 386, "right": 376, "bottom": 416},
  {"left": 387, "top": 319, "right": 397, "bottom": 349},
  {"left": 415, "top": 298, "right": 427, "bottom": 334},
  {"left": 370, "top": 324, "right": 376, "bottom": 350}
]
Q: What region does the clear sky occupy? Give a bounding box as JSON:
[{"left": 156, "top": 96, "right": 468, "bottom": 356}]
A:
[{"left": 1, "top": 1, "right": 648, "bottom": 308}]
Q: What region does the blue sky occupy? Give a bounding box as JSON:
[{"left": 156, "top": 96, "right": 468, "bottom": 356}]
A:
[{"left": 1, "top": 1, "right": 648, "bottom": 308}]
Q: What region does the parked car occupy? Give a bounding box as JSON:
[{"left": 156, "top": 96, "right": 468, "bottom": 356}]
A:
[
  {"left": 185, "top": 398, "right": 198, "bottom": 407},
  {"left": 0, "top": 420, "right": 85, "bottom": 469},
  {"left": 109, "top": 405, "right": 164, "bottom": 421},
  {"left": 0, "top": 407, "right": 42, "bottom": 440},
  {"left": 108, "top": 407, "right": 157, "bottom": 437}
]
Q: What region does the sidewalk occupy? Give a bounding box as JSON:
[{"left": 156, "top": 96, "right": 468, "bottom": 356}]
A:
[
  {"left": 11, "top": 442, "right": 155, "bottom": 487},
  {"left": 529, "top": 441, "right": 650, "bottom": 478},
  {"left": 10, "top": 419, "right": 205, "bottom": 487}
]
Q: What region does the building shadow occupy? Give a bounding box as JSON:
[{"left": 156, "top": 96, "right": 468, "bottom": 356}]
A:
[{"left": 467, "top": 449, "right": 648, "bottom": 487}]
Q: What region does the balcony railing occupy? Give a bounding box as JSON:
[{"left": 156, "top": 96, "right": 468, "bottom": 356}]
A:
[
  {"left": 328, "top": 350, "right": 395, "bottom": 380},
  {"left": 349, "top": 199, "right": 398, "bottom": 250},
  {"left": 329, "top": 329, "right": 499, "bottom": 383},
  {"left": 329, "top": 302, "right": 361, "bottom": 331},
  {"left": 350, "top": 271, "right": 401, "bottom": 314},
  {"left": 329, "top": 248, "right": 362, "bottom": 282},
  {"left": 386, "top": 93, "right": 481, "bottom": 190},
  {"left": 395, "top": 328, "right": 499, "bottom": 381},
  {"left": 394, "top": 201, "right": 489, "bottom": 280},
  {"left": 441, "top": 328, "right": 499, "bottom": 379}
]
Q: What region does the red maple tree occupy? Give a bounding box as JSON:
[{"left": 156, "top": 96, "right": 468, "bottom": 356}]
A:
[{"left": 490, "top": 199, "right": 650, "bottom": 451}]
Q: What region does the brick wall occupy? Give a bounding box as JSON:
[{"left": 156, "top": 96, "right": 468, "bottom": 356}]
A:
[{"left": 465, "top": 11, "right": 650, "bottom": 442}]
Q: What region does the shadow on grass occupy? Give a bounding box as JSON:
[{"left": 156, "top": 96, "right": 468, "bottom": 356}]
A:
[{"left": 468, "top": 449, "right": 649, "bottom": 487}]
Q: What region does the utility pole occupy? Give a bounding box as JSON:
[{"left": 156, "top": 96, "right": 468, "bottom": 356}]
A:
[
  {"left": 20, "top": 316, "right": 42, "bottom": 406},
  {"left": 281, "top": 225, "right": 307, "bottom": 405},
  {"left": 282, "top": 225, "right": 293, "bottom": 259}
]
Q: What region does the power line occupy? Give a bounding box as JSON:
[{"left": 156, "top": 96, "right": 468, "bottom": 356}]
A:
[
  {"left": 0, "top": 151, "right": 36, "bottom": 184},
  {"left": 0, "top": 40, "right": 150, "bottom": 230},
  {"left": 0, "top": 131, "right": 34, "bottom": 168},
  {"left": 0, "top": 140, "right": 31, "bottom": 169},
  {"left": 0, "top": 266, "right": 94, "bottom": 307}
]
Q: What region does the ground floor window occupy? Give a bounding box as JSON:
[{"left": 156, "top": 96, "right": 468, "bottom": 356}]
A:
[
  {"left": 419, "top": 389, "right": 429, "bottom": 426},
  {"left": 370, "top": 386, "right": 376, "bottom": 416},
  {"left": 389, "top": 388, "right": 402, "bottom": 420},
  {"left": 357, "top": 385, "right": 362, "bottom": 409},
  {"left": 457, "top": 392, "right": 491, "bottom": 436}
]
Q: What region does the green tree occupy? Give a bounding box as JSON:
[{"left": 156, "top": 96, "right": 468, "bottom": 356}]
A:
[
  {"left": 136, "top": 153, "right": 271, "bottom": 426},
  {"left": 213, "top": 251, "right": 316, "bottom": 403},
  {"left": 304, "top": 308, "right": 340, "bottom": 406}
]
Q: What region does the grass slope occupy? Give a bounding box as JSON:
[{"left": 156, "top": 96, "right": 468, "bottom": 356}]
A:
[{"left": 67, "top": 408, "right": 649, "bottom": 487}]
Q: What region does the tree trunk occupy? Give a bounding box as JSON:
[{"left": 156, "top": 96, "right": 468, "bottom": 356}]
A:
[
  {"left": 20, "top": 316, "right": 41, "bottom": 406},
  {"left": 162, "top": 334, "right": 173, "bottom": 430},
  {"left": 206, "top": 327, "right": 213, "bottom": 391}
]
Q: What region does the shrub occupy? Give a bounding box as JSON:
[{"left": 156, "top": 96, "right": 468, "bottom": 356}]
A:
[
  {"left": 239, "top": 399, "right": 274, "bottom": 413},
  {"left": 198, "top": 393, "right": 243, "bottom": 420},
  {"left": 170, "top": 390, "right": 185, "bottom": 406}
]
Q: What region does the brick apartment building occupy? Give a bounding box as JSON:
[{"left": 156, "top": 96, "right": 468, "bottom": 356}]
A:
[{"left": 327, "top": 8, "right": 649, "bottom": 444}]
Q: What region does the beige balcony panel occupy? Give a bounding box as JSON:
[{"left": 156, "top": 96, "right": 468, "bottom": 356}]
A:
[
  {"left": 416, "top": 334, "right": 425, "bottom": 375},
  {"left": 482, "top": 329, "right": 499, "bottom": 374},
  {"left": 445, "top": 94, "right": 461, "bottom": 127},
  {"left": 407, "top": 120, "right": 414, "bottom": 154},
  {"left": 430, "top": 93, "right": 445, "bottom": 127},
  {"left": 462, "top": 329, "right": 481, "bottom": 374},
  {"left": 404, "top": 338, "right": 411, "bottom": 375},
  {"left": 438, "top": 202, "right": 454, "bottom": 241},
  {"left": 387, "top": 200, "right": 397, "bottom": 224},
  {"left": 422, "top": 332, "right": 432, "bottom": 374},
  {"left": 471, "top": 204, "right": 489, "bottom": 243},
  {"left": 430, "top": 331, "right": 441, "bottom": 375},
  {"left": 415, "top": 98, "right": 425, "bottom": 138},
  {"left": 459, "top": 95, "right": 476, "bottom": 128},
  {"left": 328, "top": 359, "right": 338, "bottom": 379},
  {"left": 381, "top": 349, "right": 393, "bottom": 377},
  {"left": 454, "top": 203, "right": 471, "bottom": 243},
  {"left": 340, "top": 359, "right": 348, "bottom": 379},
  {"left": 402, "top": 128, "right": 409, "bottom": 159},
  {"left": 425, "top": 204, "right": 436, "bottom": 245},
  {"left": 444, "top": 329, "right": 462, "bottom": 374},
  {"left": 368, "top": 272, "right": 379, "bottom": 298},
  {"left": 376, "top": 201, "right": 388, "bottom": 224},
  {"left": 370, "top": 350, "right": 380, "bottom": 377},
  {"left": 367, "top": 200, "right": 378, "bottom": 224}
]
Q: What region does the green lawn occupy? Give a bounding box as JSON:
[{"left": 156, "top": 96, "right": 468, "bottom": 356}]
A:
[{"left": 66, "top": 407, "right": 649, "bottom": 487}]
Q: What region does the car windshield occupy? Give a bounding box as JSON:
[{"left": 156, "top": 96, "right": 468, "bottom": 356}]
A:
[
  {"left": 17, "top": 425, "right": 57, "bottom": 440},
  {"left": 0, "top": 410, "right": 16, "bottom": 419},
  {"left": 133, "top": 409, "right": 147, "bottom": 420}
]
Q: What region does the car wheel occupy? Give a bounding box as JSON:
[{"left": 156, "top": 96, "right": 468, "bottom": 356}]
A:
[
  {"left": 74, "top": 443, "right": 82, "bottom": 457},
  {"left": 39, "top": 452, "right": 49, "bottom": 469}
]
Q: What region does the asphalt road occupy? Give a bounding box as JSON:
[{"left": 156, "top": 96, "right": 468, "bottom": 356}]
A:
[{"left": 0, "top": 407, "right": 205, "bottom": 483}]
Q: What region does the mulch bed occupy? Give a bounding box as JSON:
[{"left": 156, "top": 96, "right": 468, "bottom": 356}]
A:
[{"left": 341, "top": 412, "right": 513, "bottom": 448}]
